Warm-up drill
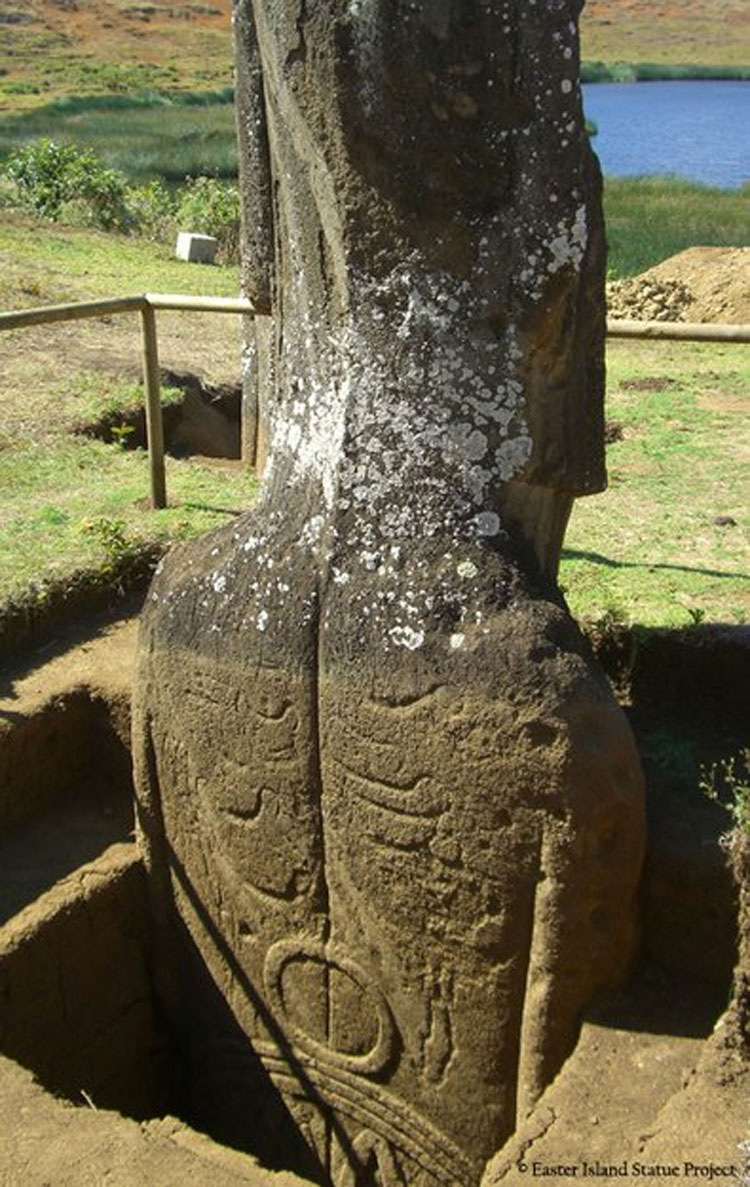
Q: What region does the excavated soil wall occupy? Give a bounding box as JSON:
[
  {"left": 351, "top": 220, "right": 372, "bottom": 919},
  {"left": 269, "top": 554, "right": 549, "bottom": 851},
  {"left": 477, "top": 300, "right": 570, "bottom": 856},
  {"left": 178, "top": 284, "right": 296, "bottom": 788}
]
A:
[{"left": 81, "top": 370, "right": 242, "bottom": 460}]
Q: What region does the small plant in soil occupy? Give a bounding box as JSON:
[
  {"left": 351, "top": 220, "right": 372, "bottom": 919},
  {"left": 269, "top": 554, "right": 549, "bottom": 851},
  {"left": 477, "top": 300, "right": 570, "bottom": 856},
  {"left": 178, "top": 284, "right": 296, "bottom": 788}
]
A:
[
  {"left": 109, "top": 424, "right": 136, "bottom": 450},
  {"left": 701, "top": 748, "right": 750, "bottom": 838},
  {"left": 79, "top": 516, "right": 137, "bottom": 578}
]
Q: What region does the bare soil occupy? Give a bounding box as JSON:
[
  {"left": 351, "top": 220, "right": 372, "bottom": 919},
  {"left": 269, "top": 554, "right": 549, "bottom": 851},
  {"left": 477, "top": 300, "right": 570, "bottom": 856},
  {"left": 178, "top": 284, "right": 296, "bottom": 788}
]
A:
[
  {"left": 0, "top": 1052, "right": 309, "bottom": 1187},
  {"left": 0, "top": 607, "right": 310, "bottom": 1187},
  {"left": 0, "top": 302, "right": 243, "bottom": 445},
  {"left": 608, "top": 247, "right": 750, "bottom": 324}
]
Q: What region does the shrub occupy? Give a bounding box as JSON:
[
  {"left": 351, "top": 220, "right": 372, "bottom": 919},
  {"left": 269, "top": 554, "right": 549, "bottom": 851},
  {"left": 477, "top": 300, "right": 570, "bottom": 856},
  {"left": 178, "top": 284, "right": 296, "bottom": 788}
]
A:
[
  {"left": 175, "top": 175, "right": 240, "bottom": 262},
  {"left": 125, "top": 179, "right": 176, "bottom": 241},
  {"left": 0, "top": 175, "right": 17, "bottom": 209},
  {"left": 4, "top": 138, "right": 130, "bottom": 230},
  {"left": 2, "top": 137, "right": 244, "bottom": 258}
]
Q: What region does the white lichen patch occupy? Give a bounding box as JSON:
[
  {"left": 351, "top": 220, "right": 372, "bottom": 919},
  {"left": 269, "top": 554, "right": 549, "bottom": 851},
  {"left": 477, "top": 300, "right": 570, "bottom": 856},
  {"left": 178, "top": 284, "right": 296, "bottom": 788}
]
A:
[
  {"left": 389, "top": 624, "right": 426, "bottom": 650},
  {"left": 268, "top": 252, "right": 534, "bottom": 561},
  {"left": 546, "top": 204, "right": 588, "bottom": 274},
  {"left": 456, "top": 560, "right": 479, "bottom": 579},
  {"left": 475, "top": 511, "right": 501, "bottom": 537},
  {"left": 448, "top": 423, "right": 489, "bottom": 462},
  {"left": 249, "top": 245, "right": 543, "bottom": 647}
]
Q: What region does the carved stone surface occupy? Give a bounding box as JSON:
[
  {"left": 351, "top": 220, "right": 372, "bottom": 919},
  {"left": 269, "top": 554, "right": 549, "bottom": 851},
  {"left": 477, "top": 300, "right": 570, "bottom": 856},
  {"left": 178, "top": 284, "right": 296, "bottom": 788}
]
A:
[{"left": 133, "top": 3, "right": 645, "bottom": 1183}]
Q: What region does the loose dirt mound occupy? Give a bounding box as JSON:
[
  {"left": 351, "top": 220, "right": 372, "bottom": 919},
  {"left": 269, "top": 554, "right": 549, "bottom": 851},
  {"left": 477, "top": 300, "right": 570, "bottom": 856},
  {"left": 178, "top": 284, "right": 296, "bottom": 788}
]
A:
[{"left": 607, "top": 247, "right": 750, "bottom": 324}]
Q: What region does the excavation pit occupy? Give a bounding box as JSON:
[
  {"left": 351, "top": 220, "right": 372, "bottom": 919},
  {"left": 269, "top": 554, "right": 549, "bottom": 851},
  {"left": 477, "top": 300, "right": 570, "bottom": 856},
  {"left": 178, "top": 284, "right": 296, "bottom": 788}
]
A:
[
  {"left": 0, "top": 612, "right": 747, "bottom": 1183},
  {"left": 80, "top": 369, "right": 243, "bottom": 461}
]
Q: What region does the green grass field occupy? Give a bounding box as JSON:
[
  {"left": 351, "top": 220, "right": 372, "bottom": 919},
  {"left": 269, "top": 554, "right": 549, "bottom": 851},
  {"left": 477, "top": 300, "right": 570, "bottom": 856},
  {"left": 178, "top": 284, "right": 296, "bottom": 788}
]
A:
[
  {"left": 562, "top": 340, "right": 750, "bottom": 627},
  {"left": 0, "top": 213, "right": 257, "bottom": 628}
]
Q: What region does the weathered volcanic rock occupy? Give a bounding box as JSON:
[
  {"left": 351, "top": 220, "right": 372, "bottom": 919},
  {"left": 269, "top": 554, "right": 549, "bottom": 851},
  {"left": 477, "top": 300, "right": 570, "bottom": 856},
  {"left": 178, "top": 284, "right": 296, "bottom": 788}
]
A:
[{"left": 133, "top": 3, "right": 645, "bottom": 1183}]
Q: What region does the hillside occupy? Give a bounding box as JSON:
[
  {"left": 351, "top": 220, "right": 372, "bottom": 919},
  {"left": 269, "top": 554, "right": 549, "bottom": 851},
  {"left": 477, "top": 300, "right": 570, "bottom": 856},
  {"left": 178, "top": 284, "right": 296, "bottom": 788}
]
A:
[
  {"left": 1, "top": 0, "right": 748, "bottom": 115},
  {"left": 582, "top": 0, "right": 750, "bottom": 68},
  {"left": 0, "top": 0, "right": 234, "bottom": 110}
]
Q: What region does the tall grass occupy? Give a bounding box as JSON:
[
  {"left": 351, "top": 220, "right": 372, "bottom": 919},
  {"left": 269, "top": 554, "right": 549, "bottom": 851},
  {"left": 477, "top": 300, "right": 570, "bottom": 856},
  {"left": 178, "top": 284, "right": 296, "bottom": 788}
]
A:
[
  {"left": 583, "top": 62, "right": 750, "bottom": 83},
  {"left": 603, "top": 177, "right": 750, "bottom": 277},
  {"left": 45, "top": 88, "right": 236, "bottom": 114},
  {"left": 0, "top": 92, "right": 238, "bottom": 183}
]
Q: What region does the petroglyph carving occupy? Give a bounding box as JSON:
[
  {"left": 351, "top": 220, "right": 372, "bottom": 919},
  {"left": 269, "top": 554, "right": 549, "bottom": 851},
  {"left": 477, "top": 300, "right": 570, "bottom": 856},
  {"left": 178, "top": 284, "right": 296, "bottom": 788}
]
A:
[
  {"left": 134, "top": 1, "right": 645, "bottom": 1183},
  {"left": 256, "top": 1039, "right": 474, "bottom": 1186},
  {"left": 263, "top": 939, "right": 396, "bottom": 1077},
  {"left": 333, "top": 1130, "right": 406, "bottom": 1187},
  {"left": 418, "top": 965, "right": 455, "bottom": 1087}
]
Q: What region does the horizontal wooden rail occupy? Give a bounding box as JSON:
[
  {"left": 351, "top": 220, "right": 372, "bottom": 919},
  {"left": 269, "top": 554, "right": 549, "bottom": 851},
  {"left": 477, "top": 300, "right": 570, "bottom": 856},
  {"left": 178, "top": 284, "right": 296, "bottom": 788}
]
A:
[
  {"left": 0, "top": 296, "right": 146, "bottom": 331},
  {"left": 0, "top": 293, "right": 255, "bottom": 331},
  {"left": 607, "top": 319, "right": 750, "bottom": 344},
  {"left": 145, "top": 293, "right": 255, "bottom": 314},
  {"left": 1, "top": 294, "right": 747, "bottom": 509}
]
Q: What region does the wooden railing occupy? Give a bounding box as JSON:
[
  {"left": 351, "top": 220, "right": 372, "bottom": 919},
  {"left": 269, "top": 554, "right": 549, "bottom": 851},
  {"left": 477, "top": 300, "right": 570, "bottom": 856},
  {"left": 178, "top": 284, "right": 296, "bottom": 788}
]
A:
[
  {"left": 1, "top": 294, "right": 747, "bottom": 509},
  {"left": 0, "top": 293, "right": 254, "bottom": 509},
  {"left": 606, "top": 320, "right": 750, "bottom": 343}
]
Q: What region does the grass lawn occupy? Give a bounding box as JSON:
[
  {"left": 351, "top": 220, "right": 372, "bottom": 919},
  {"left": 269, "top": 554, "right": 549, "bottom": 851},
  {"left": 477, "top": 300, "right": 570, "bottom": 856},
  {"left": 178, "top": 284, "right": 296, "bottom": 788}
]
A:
[
  {"left": 562, "top": 339, "right": 750, "bottom": 627},
  {"left": 0, "top": 214, "right": 747, "bottom": 634}
]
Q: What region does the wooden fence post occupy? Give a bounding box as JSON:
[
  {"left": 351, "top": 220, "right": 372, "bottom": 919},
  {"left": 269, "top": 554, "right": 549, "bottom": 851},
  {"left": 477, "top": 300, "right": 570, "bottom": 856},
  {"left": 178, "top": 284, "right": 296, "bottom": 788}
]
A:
[{"left": 139, "top": 303, "right": 167, "bottom": 510}]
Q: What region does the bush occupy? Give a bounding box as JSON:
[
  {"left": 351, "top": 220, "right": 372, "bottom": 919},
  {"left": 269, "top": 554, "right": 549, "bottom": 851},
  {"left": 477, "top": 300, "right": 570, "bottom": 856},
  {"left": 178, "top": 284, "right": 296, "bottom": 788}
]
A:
[
  {"left": 125, "top": 179, "right": 176, "bottom": 242},
  {"left": 581, "top": 61, "right": 750, "bottom": 83},
  {"left": 702, "top": 748, "right": 750, "bottom": 837},
  {"left": 4, "top": 138, "right": 130, "bottom": 230},
  {"left": 2, "top": 138, "right": 242, "bottom": 259},
  {"left": 175, "top": 175, "right": 240, "bottom": 262}
]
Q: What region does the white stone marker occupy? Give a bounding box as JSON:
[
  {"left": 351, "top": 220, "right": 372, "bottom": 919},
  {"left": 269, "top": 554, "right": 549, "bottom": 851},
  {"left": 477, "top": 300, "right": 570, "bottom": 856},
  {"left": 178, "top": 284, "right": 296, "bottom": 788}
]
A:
[{"left": 175, "top": 232, "right": 218, "bottom": 264}]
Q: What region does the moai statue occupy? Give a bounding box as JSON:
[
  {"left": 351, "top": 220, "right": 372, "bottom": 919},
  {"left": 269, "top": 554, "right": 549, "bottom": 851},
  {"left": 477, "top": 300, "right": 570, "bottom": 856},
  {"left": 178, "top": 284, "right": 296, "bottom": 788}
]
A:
[{"left": 133, "top": 3, "right": 645, "bottom": 1184}]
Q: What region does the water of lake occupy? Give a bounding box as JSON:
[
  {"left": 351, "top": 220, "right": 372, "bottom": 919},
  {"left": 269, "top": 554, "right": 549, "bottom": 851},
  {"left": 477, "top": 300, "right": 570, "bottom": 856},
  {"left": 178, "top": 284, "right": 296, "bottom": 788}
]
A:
[{"left": 582, "top": 80, "right": 750, "bottom": 190}]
